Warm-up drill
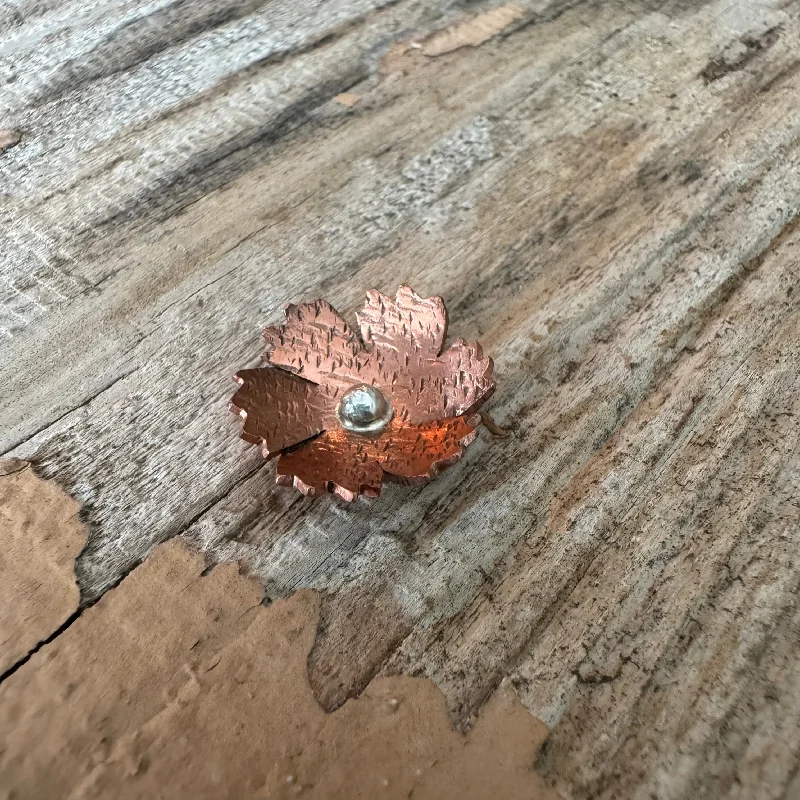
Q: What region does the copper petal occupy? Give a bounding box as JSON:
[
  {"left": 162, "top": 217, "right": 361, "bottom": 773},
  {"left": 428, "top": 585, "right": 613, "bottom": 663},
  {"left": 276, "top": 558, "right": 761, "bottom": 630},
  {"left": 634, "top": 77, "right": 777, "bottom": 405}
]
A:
[
  {"left": 275, "top": 432, "right": 384, "bottom": 501},
  {"left": 230, "top": 368, "right": 336, "bottom": 458},
  {"left": 275, "top": 415, "right": 480, "bottom": 500},
  {"left": 378, "top": 415, "right": 480, "bottom": 483},
  {"left": 262, "top": 299, "right": 364, "bottom": 396},
  {"left": 438, "top": 339, "right": 494, "bottom": 416},
  {"left": 366, "top": 341, "right": 493, "bottom": 425},
  {"left": 357, "top": 285, "right": 447, "bottom": 358}
]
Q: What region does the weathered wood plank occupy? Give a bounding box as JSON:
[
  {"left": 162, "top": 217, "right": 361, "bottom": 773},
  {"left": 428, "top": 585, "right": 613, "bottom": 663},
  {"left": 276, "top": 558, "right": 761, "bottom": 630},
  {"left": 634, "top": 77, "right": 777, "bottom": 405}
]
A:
[{"left": 2, "top": 0, "right": 800, "bottom": 797}]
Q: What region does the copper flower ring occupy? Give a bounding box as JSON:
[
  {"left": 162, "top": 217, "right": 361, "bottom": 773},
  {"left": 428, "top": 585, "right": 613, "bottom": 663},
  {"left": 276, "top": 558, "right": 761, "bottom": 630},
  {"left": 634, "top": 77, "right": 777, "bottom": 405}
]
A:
[{"left": 230, "top": 286, "right": 495, "bottom": 501}]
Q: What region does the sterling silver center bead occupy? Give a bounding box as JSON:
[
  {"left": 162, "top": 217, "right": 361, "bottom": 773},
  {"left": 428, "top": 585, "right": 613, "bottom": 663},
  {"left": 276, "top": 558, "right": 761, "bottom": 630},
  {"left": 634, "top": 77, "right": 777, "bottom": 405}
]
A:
[{"left": 337, "top": 384, "right": 393, "bottom": 434}]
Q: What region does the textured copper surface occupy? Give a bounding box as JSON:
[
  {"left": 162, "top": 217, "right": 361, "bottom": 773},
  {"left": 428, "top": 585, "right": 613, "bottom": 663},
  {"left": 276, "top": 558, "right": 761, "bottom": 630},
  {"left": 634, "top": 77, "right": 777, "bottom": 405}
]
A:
[
  {"left": 231, "top": 286, "right": 495, "bottom": 500},
  {"left": 230, "top": 368, "right": 336, "bottom": 457},
  {"left": 275, "top": 415, "right": 481, "bottom": 502}
]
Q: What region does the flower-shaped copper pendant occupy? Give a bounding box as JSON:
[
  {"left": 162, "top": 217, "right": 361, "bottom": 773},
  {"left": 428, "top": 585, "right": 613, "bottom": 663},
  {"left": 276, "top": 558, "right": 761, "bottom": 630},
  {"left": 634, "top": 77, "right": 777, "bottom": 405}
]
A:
[{"left": 230, "top": 286, "right": 495, "bottom": 501}]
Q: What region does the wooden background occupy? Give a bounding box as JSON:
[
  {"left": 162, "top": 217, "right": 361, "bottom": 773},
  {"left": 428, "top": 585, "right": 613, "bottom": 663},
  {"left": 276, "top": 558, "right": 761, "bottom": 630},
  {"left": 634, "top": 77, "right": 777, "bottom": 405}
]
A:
[{"left": 2, "top": 0, "right": 800, "bottom": 797}]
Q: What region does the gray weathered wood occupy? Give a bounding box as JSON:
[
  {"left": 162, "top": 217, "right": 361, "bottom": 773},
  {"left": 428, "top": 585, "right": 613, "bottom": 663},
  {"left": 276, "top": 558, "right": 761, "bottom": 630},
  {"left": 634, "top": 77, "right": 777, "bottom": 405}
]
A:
[{"left": 2, "top": 0, "right": 800, "bottom": 797}]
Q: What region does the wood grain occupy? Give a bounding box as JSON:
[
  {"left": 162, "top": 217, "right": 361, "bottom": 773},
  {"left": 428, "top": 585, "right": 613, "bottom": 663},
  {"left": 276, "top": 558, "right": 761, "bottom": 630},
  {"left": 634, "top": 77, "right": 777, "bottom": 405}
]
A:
[{"left": 2, "top": 0, "right": 800, "bottom": 797}]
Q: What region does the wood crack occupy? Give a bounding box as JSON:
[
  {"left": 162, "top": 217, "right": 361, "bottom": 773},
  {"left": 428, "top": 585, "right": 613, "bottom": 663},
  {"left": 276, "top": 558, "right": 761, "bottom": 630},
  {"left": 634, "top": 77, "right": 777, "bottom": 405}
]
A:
[
  {"left": 0, "top": 608, "right": 80, "bottom": 687},
  {"left": 1, "top": 366, "right": 138, "bottom": 457}
]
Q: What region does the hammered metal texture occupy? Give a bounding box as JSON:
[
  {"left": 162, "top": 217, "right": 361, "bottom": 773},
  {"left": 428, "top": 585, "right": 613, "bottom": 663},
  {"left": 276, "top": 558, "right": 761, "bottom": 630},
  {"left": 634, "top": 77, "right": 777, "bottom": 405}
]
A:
[
  {"left": 231, "top": 286, "right": 495, "bottom": 500},
  {"left": 275, "top": 415, "right": 480, "bottom": 501},
  {"left": 262, "top": 300, "right": 363, "bottom": 401},
  {"left": 230, "top": 368, "right": 336, "bottom": 457}
]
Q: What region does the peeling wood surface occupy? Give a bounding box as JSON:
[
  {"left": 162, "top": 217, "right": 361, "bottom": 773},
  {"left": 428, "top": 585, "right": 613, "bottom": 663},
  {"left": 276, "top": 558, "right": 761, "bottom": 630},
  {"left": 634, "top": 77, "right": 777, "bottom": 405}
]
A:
[
  {"left": 2, "top": 0, "right": 800, "bottom": 797},
  {"left": 0, "top": 462, "right": 83, "bottom": 676},
  {"left": 0, "top": 495, "right": 554, "bottom": 799}
]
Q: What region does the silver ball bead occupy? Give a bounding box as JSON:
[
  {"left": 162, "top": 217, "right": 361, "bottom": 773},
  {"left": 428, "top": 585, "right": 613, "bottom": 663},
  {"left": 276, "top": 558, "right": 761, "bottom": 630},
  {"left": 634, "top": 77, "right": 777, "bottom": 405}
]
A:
[{"left": 337, "top": 385, "right": 393, "bottom": 434}]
